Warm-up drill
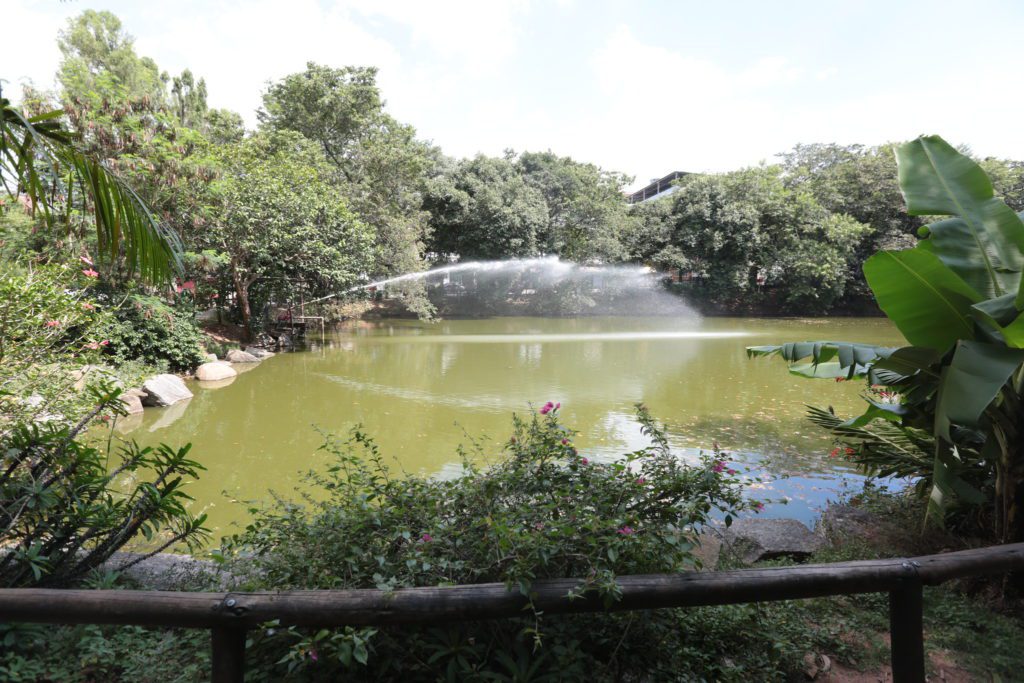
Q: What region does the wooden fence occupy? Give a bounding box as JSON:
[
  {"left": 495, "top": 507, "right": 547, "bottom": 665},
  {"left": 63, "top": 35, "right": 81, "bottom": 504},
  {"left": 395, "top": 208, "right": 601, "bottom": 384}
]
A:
[{"left": 1, "top": 543, "right": 1022, "bottom": 682}]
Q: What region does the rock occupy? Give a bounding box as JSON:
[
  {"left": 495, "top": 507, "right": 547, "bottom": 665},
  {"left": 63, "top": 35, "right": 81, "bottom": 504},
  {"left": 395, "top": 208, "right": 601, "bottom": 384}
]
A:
[
  {"left": 226, "top": 349, "right": 260, "bottom": 363},
  {"left": 721, "top": 518, "right": 823, "bottom": 563},
  {"left": 244, "top": 347, "right": 275, "bottom": 359},
  {"left": 691, "top": 531, "right": 723, "bottom": 571},
  {"left": 204, "top": 352, "right": 218, "bottom": 363},
  {"left": 119, "top": 388, "right": 147, "bottom": 415},
  {"left": 141, "top": 374, "right": 193, "bottom": 407},
  {"left": 195, "top": 362, "right": 237, "bottom": 381},
  {"left": 100, "top": 552, "right": 233, "bottom": 591}
]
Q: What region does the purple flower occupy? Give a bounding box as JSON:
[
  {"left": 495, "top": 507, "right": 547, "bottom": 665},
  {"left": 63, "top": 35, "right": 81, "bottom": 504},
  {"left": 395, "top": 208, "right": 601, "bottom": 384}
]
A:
[
  {"left": 309, "top": 649, "right": 319, "bottom": 662},
  {"left": 712, "top": 461, "right": 726, "bottom": 473},
  {"left": 617, "top": 526, "right": 635, "bottom": 536},
  {"left": 561, "top": 438, "right": 569, "bottom": 445},
  {"left": 539, "top": 401, "right": 555, "bottom": 415},
  {"left": 636, "top": 477, "right": 646, "bottom": 485},
  {"left": 420, "top": 533, "right": 433, "bottom": 543}
]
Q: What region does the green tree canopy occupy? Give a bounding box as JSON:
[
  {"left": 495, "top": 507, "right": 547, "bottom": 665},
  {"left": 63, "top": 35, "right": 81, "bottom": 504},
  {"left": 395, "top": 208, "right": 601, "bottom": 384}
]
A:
[
  {"left": 203, "top": 131, "right": 374, "bottom": 334},
  {"left": 424, "top": 154, "right": 549, "bottom": 260}
]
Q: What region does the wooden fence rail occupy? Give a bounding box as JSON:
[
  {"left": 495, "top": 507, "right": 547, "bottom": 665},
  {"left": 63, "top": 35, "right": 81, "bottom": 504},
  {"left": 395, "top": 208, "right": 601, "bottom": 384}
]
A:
[{"left": 1, "top": 543, "right": 1022, "bottom": 682}]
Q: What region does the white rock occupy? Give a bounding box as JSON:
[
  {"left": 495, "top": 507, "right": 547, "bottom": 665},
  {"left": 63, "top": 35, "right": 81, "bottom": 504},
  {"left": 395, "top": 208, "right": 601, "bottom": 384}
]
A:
[
  {"left": 141, "top": 374, "right": 193, "bottom": 407},
  {"left": 195, "top": 362, "right": 238, "bottom": 382},
  {"left": 244, "top": 347, "right": 275, "bottom": 359},
  {"left": 226, "top": 349, "right": 260, "bottom": 363},
  {"left": 204, "top": 352, "right": 218, "bottom": 363},
  {"left": 119, "top": 388, "right": 147, "bottom": 415}
]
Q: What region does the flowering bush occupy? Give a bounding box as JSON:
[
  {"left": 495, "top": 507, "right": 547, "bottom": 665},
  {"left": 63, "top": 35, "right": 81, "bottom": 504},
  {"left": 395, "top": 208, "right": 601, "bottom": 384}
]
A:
[{"left": 225, "top": 404, "right": 759, "bottom": 680}]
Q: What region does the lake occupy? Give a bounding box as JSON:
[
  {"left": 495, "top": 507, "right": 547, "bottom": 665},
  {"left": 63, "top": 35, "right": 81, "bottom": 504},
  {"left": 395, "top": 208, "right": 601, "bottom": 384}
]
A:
[{"left": 112, "top": 316, "right": 905, "bottom": 538}]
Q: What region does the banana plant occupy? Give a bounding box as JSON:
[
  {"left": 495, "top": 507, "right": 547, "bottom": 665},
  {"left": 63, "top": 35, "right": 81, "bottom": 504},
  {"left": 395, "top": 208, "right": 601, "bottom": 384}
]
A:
[
  {"left": 749, "top": 135, "right": 1024, "bottom": 543},
  {"left": 1, "top": 91, "right": 181, "bottom": 283}
]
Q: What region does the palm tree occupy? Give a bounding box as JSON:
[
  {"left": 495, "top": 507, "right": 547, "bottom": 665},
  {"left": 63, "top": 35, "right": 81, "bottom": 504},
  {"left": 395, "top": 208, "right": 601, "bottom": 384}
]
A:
[{"left": 0, "top": 89, "right": 182, "bottom": 283}]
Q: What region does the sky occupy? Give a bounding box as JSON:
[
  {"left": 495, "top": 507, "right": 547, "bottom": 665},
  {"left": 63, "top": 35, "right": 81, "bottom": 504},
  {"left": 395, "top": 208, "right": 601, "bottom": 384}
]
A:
[{"left": 4, "top": 0, "right": 1024, "bottom": 191}]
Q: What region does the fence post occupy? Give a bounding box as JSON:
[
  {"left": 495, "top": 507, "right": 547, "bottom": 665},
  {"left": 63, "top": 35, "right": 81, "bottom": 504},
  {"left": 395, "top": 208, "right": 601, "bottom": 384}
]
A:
[
  {"left": 889, "top": 579, "right": 925, "bottom": 683},
  {"left": 211, "top": 627, "right": 246, "bottom": 683}
]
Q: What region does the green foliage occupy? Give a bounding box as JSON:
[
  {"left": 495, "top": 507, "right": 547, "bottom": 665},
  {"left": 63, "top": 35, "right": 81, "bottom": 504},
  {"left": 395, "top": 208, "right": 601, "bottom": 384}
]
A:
[
  {"left": 626, "top": 166, "right": 871, "bottom": 314},
  {"left": 425, "top": 154, "right": 549, "bottom": 259},
  {"left": 260, "top": 63, "right": 436, "bottom": 314},
  {"left": 0, "top": 90, "right": 183, "bottom": 284},
  {"left": 199, "top": 130, "right": 375, "bottom": 334},
  {"left": 750, "top": 136, "right": 1024, "bottom": 541},
  {"left": 223, "top": 405, "right": 758, "bottom": 679},
  {"left": 95, "top": 294, "right": 205, "bottom": 372}
]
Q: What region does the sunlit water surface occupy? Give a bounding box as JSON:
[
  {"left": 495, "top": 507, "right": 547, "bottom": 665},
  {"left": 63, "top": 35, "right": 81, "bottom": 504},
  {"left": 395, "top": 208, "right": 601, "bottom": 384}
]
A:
[{"left": 110, "top": 317, "right": 904, "bottom": 539}]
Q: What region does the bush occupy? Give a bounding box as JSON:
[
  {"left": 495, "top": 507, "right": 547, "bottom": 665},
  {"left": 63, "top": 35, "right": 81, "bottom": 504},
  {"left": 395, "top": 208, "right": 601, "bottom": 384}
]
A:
[
  {"left": 97, "top": 294, "right": 205, "bottom": 372},
  {"left": 224, "top": 404, "right": 762, "bottom": 680},
  {"left": 0, "top": 384, "right": 209, "bottom": 587}
]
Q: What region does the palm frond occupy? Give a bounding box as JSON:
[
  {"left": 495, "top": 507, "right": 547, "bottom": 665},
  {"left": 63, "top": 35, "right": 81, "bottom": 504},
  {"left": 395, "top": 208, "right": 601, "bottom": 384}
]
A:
[{"left": 1, "top": 95, "right": 181, "bottom": 283}]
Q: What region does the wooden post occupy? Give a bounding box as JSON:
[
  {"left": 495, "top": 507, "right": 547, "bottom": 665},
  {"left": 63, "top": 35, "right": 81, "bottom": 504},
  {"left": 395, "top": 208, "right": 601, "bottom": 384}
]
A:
[
  {"left": 211, "top": 627, "right": 246, "bottom": 683},
  {"left": 889, "top": 580, "right": 925, "bottom": 683}
]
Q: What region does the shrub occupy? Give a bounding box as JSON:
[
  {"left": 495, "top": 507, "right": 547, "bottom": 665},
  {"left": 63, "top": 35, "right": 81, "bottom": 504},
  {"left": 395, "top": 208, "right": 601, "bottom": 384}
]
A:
[
  {"left": 224, "top": 404, "right": 760, "bottom": 680},
  {"left": 97, "top": 294, "right": 205, "bottom": 372}
]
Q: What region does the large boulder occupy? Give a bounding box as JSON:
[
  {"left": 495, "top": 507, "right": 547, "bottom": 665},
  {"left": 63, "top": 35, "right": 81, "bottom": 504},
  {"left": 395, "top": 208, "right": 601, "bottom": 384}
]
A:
[
  {"left": 244, "top": 347, "right": 275, "bottom": 359},
  {"left": 141, "top": 374, "right": 193, "bottom": 407},
  {"left": 721, "top": 518, "right": 823, "bottom": 563},
  {"left": 226, "top": 349, "right": 260, "bottom": 363},
  {"left": 195, "top": 362, "right": 237, "bottom": 382},
  {"left": 119, "top": 388, "right": 147, "bottom": 415},
  {"left": 203, "top": 352, "right": 218, "bottom": 363}
]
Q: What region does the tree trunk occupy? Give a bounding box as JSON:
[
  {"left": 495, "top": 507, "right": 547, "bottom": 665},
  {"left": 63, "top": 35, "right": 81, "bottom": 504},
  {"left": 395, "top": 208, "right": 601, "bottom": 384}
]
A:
[{"left": 231, "top": 264, "right": 253, "bottom": 342}]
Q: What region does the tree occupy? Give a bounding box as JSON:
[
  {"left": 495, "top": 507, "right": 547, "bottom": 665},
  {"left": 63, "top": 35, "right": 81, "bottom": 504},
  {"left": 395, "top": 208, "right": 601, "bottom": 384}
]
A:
[
  {"left": 516, "top": 151, "right": 632, "bottom": 262},
  {"left": 57, "top": 10, "right": 165, "bottom": 107},
  {"left": 650, "top": 166, "right": 869, "bottom": 313},
  {"left": 424, "top": 155, "right": 549, "bottom": 260},
  {"left": 259, "top": 64, "right": 434, "bottom": 292},
  {"left": 751, "top": 136, "right": 1024, "bottom": 544},
  {"left": 203, "top": 131, "right": 373, "bottom": 336}
]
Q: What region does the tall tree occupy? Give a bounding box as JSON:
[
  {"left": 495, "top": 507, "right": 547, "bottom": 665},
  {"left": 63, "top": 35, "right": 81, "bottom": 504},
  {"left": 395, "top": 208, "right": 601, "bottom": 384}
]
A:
[
  {"left": 259, "top": 64, "right": 433, "bottom": 294},
  {"left": 203, "top": 131, "right": 373, "bottom": 336}
]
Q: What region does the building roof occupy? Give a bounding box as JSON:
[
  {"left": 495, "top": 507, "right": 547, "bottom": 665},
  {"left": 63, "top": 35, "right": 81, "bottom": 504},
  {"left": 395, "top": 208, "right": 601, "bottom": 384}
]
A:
[{"left": 626, "top": 171, "right": 688, "bottom": 204}]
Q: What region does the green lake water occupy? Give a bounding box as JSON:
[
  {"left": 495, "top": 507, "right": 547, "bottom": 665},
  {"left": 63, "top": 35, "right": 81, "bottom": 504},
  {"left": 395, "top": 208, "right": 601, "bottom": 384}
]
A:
[{"left": 111, "top": 316, "right": 904, "bottom": 539}]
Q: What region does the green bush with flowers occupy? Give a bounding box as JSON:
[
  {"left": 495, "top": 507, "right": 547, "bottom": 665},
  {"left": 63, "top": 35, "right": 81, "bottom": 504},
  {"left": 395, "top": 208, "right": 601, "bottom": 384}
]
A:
[{"left": 223, "top": 403, "right": 763, "bottom": 680}]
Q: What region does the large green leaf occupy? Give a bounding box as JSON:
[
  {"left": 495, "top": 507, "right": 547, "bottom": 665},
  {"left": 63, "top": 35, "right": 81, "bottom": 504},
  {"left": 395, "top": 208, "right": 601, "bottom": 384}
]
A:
[
  {"left": 934, "top": 340, "right": 1024, "bottom": 440},
  {"left": 863, "top": 248, "right": 980, "bottom": 350},
  {"left": 897, "top": 135, "right": 1024, "bottom": 300},
  {"left": 746, "top": 342, "right": 895, "bottom": 379}
]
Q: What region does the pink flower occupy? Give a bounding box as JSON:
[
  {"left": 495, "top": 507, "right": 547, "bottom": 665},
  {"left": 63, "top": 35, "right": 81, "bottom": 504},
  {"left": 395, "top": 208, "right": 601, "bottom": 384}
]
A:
[
  {"left": 539, "top": 401, "right": 555, "bottom": 415},
  {"left": 580, "top": 457, "right": 589, "bottom": 465},
  {"left": 561, "top": 438, "right": 569, "bottom": 445},
  {"left": 45, "top": 320, "right": 61, "bottom": 328},
  {"left": 712, "top": 461, "right": 726, "bottom": 473},
  {"left": 309, "top": 649, "right": 318, "bottom": 662},
  {"left": 81, "top": 302, "right": 95, "bottom": 311},
  {"left": 82, "top": 268, "right": 99, "bottom": 278},
  {"left": 754, "top": 502, "right": 765, "bottom": 512},
  {"left": 420, "top": 533, "right": 433, "bottom": 543},
  {"left": 83, "top": 340, "right": 109, "bottom": 350},
  {"left": 636, "top": 477, "right": 646, "bottom": 485},
  {"left": 181, "top": 280, "right": 196, "bottom": 291},
  {"left": 80, "top": 255, "right": 93, "bottom": 266},
  {"left": 727, "top": 468, "right": 737, "bottom": 476},
  {"left": 617, "top": 526, "right": 635, "bottom": 536},
  {"left": 212, "top": 292, "right": 219, "bottom": 299}
]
